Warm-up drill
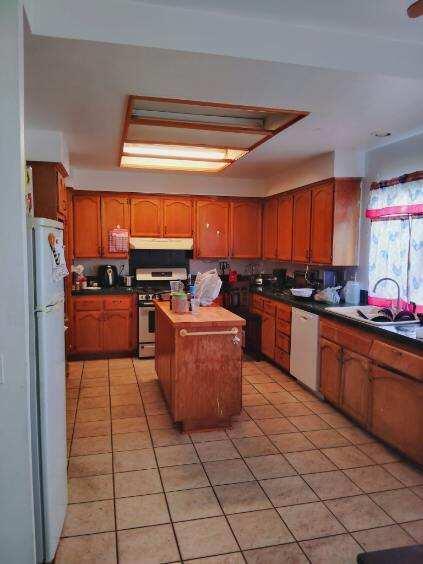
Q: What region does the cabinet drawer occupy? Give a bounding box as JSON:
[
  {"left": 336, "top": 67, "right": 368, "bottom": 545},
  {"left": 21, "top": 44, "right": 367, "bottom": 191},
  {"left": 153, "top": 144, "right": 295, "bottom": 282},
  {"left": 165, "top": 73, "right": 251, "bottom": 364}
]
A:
[
  {"left": 276, "top": 318, "right": 291, "bottom": 336},
  {"left": 320, "top": 319, "right": 372, "bottom": 356},
  {"left": 369, "top": 340, "right": 423, "bottom": 381},
  {"left": 251, "top": 294, "right": 264, "bottom": 310},
  {"left": 103, "top": 296, "right": 132, "bottom": 310},
  {"left": 276, "top": 331, "right": 290, "bottom": 353},
  {"left": 275, "top": 347, "right": 290, "bottom": 372},
  {"left": 276, "top": 302, "right": 291, "bottom": 323},
  {"left": 262, "top": 298, "right": 276, "bottom": 317},
  {"left": 74, "top": 297, "right": 102, "bottom": 311}
]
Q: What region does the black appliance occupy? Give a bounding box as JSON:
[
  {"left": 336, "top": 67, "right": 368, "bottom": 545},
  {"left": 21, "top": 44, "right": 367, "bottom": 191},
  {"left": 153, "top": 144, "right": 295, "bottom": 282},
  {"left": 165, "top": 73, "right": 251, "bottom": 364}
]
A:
[
  {"left": 98, "top": 264, "right": 118, "bottom": 288},
  {"left": 273, "top": 268, "right": 287, "bottom": 289}
]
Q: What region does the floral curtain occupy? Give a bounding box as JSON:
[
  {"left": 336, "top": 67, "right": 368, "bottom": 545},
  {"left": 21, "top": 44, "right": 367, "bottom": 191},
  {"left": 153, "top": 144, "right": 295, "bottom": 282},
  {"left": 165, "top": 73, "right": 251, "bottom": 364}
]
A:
[{"left": 367, "top": 175, "right": 423, "bottom": 312}]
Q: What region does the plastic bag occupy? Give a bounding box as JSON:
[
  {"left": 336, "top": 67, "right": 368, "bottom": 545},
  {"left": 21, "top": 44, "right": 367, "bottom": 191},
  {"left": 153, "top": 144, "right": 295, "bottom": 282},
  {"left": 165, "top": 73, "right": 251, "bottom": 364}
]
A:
[
  {"left": 193, "top": 269, "right": 222, "bottom": 306},
  {"left": 314, "top": 286, "right": 342, "bottom": 304}
]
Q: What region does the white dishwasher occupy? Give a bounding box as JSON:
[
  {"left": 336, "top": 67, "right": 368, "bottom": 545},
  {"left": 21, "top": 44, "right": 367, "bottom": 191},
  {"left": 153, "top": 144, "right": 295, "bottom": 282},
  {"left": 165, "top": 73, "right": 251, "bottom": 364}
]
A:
[{"left": 290, "top": 307, "right": 320, "bottom": 392}]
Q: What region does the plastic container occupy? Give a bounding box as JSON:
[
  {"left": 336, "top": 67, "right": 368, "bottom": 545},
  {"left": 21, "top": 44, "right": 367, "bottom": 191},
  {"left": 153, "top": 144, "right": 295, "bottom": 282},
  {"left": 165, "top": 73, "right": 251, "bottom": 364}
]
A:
[
  {"left": 344, "top": 280, "right": 361, "bottom": 305},
  {"left": 172, "top": 292, "right": 188, "bottom": 314},
  {"left": 190, "top": 297, "right": 200, "bottom": 315}
]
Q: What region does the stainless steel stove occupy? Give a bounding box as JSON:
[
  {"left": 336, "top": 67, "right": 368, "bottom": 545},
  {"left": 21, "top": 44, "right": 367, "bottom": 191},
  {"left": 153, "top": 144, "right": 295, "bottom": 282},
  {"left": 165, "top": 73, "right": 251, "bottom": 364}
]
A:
[{"left": 135, "top": 267, "right": 187, "bottom": 358}]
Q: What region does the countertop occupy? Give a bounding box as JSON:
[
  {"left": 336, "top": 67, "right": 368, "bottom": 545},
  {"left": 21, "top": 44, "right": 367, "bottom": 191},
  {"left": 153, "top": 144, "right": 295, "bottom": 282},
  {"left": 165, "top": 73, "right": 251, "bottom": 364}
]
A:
[
  {"left": 251, "top": 287, "right": 423, "bottom": 349},
  {"left": 155, "top": 301, "right": 245, "bottom": 328},
  {"left": 72, "top": 286, "right": 136, "bottom": 296}
]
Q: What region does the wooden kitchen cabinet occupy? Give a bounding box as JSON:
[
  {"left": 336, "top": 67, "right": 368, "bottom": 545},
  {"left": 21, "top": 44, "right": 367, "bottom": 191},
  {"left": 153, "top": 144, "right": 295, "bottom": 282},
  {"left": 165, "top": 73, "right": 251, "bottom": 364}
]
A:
[
  {"left": 163, "top": 198, "right": 192, "bottom": 237},
  {"left": 230, "top": 200, "right": 262, "bottom": 258},
  {"left": 130, "top": 196, "right": 163, "bottom": 237},
  {"left": 73, "top": 194, "right": 101, "bottom": 258},
  {"left": 72, "top": 295, "right": 136, "bottom": 357},
  {"left": 73, "top": 311, "right": 103, "bottom": 354},
  {"left": 310, "top": 182, "right": 334, "bottom": 264},
  {"left": 261, "top": 312, "right": 276, "bottom": 360},
  {"left": 292, "top": 189, "right": 312, "bottom": 263},
  {"left": 340, "top": 350, "right": 370, "bottom": 426},
  {"left": 370, "top": 364, "right": 423, "bottom": 464},
  {"left": 320, "top": 338, "right": 342, "bottom": 406},
  {"left": 262, "top": 198, "right": 278, "bottom": 259},
  {"left": 195, "top": 199, "right": 229, "bottom": 258},
  {"left": 101, "top": 195, "right": 130, "bottom": 258},
  {"left": 277, "top": 195, "right": 293, "bottom": 261},
  {"left": 29, "top": 162, "right": 69, "bottom": 220}
]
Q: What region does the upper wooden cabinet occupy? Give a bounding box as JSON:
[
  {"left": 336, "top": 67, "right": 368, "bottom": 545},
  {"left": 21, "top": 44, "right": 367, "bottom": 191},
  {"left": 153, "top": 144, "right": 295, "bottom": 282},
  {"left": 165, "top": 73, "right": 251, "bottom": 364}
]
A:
[
  {"left": 310, "top": 182, "right": 334, "bottom": 264},
  {"left": 163, "top": 198, "right": 192, "bottom": 237},
  {"left": 73, "top": 194, "right": 101, "bottom": 258},
  {"left": 277, "top": 195, "right": 293, "bottom": 261},
  {"left": 230, "top": 200, "right": 262, "bottom": 258},
  {"left": 196, "top": 200, "right": 229, "bottom": 258},
  {"left": 292, "top": 189, "right": 312, "bottom": 263},
  {"left": 292, "top": 179, "right": 361, "bottom": 266},
  {"left": 29, "top": 162, "right": 68, "bottom": 220},
  {"left": 262, "top": 198, "right": 278, "bottom": 259},
  {"left": 101, "top": 195, "right": 130, "bottom": 258},
  {"left": 130, "top": 196, "right": 163, "bottom": 237}
]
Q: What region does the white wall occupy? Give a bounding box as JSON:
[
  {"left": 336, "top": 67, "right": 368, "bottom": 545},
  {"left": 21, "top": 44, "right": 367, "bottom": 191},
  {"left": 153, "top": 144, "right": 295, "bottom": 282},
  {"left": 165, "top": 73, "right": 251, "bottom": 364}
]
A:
[
  {"left": 0, "top": 2, "right": 36, "bottom": 562},
  {"left": 26, "top": 128, "right": 70, "bottom": 174},
  {"left": 266, "top": 153, "right": 334, "bottom": 196},
  {"left": 357, "top": 133, "right": 423, "bottom": 289},
  {"left": 69, "top": 167, "right": 265, "bottom": 197}
]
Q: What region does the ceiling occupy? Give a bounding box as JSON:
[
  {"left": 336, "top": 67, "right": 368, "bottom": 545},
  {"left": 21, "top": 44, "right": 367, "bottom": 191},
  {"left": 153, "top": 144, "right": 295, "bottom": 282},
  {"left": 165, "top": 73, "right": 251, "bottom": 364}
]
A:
[
  {"left": 138, "top": 0, "right": 423, "bottom": 43},
  {"left": 25, "top": 32, "right": 423, "bottom": 179}
]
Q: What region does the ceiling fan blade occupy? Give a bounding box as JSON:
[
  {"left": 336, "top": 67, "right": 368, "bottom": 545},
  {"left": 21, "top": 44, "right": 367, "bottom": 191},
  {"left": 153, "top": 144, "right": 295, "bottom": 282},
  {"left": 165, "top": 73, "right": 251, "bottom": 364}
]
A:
[{"left": 407, "top": 0, "right": 423, "bottom": 18}]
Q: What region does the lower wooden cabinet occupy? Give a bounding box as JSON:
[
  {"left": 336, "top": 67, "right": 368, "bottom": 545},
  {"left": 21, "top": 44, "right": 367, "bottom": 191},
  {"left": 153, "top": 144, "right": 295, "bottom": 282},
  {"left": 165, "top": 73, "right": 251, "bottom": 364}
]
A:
[
  {"left": 72, "top": 295, "right": 136, "bottom": 356},
  {"left": 340, "top": 350, "right": 370, "bottom": 426},
  {"left": 319, "top": 338, "right": 342, "bottom": 406},
  {"left": 261, "top": 313, "right": 275, "bottom": 360},
  {"left": 370, "top": 364, "right": 423, "bottom": 464}
]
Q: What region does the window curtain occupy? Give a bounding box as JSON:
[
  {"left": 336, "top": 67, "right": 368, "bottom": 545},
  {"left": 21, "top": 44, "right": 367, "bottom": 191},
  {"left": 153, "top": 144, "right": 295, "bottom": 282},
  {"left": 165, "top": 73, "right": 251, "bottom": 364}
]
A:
[{"left": 366, "top": 174, "right": 423, "bottom": 312}]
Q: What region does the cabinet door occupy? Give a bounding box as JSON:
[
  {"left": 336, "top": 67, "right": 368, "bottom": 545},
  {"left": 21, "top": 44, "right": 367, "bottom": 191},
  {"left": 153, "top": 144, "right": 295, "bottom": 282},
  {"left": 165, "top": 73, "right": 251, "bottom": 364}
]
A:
[
  {"left": 230, "top": 200, "right": 262, "bottom": 258},
  {"left": 73, "top": 195, "right": 101, "bottom": 258},
  {"left": 277, "top": 195, "right": 293, "bottom": 261},
  {"left": 163, "top": 198, "right": 192, "bottom": 237},
  {"left": 130, "top": 197, "right": 163, "bottom": 237},
  {"left": 261, "top": 313, "right": 275, "bottom": 360},
  {"left": 310, "top": 182, "right": 334, "bottom": 264},
  {"left": 340, "top": 350, "right": 370, "bottom": 426},
  {"left": 57, "top": 171, "right": 67, "bottom": 217},
  {"left": 196, "top": 200, "right": 229, "bottom": 258},
  {"left": 320, "top": 338, "right": 342, "bottom": 406},
  {"left": 292, "top": 189, "right": 312, "bottom": 263},
  {"left": 262, "top": 198, "right": 278, "bottom": 259},
  {"left": 73, "top": 311, "right": 103, "bottom": 353},
  {"left": 103, "top": 310, "right": 133, "bottom": 353},
  {"left": 101, "top": 195, "right": 130, "bottom": 258},
  {"left": 370, "top": 364, "right": 423, "bottom": 465}
]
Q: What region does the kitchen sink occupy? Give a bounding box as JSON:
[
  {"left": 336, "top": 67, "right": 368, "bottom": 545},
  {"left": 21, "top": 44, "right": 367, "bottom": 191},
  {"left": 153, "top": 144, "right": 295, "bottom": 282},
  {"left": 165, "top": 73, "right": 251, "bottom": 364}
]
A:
[{"left": 325, "top": 305, "right": 419, "bottom": 326}]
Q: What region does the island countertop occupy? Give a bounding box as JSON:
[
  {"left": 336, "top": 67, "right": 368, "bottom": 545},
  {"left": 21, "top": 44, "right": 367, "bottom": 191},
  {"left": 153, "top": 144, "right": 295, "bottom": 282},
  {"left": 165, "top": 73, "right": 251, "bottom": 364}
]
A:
[{"left": 154, "top": 300, "right": 245, "bottom": 328}]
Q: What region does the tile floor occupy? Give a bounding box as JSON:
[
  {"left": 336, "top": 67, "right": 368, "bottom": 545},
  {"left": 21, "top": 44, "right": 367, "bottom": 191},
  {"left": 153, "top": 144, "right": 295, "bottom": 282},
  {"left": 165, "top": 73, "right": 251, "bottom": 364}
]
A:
[{"left": 59, "top": 357, "right": 423, "bottom": 563}]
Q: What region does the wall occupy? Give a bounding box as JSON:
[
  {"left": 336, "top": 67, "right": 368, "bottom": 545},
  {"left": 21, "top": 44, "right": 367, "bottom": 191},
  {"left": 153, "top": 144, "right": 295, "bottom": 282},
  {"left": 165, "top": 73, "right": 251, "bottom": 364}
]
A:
[
  {"left": 69, "top": 167, "right": 265, "bottom": 198},
  {"left": 357, "top": 133, "right": 423, "bottom": 289},
  {"left": 266, "top": 153, "right": 334, "bottom": 196},
  {"left": 26, "top": 128, "right": 70, "bottom": 174},
  {"left": 0, "top": 2, "right": 36, "bottom": 562}
]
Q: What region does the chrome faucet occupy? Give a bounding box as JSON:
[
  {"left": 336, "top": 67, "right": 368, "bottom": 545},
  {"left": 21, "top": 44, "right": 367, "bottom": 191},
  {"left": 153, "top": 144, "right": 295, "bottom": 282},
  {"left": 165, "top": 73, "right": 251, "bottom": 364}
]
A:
[{"left": 373, "top": 277, "right": 401, "bottom": 310}]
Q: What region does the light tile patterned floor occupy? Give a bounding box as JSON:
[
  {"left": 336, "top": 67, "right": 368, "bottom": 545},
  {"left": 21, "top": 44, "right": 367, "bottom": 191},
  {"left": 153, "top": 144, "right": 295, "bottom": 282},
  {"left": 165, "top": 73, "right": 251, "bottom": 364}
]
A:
[{"left": 58, "top": 357, "right": 423, "bottom": 563}]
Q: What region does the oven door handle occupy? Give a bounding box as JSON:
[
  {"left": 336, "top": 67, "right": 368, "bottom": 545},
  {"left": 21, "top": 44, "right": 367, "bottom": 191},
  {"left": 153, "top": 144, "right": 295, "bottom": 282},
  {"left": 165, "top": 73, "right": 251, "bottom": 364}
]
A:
[{"left": 148, "top": 310, "right": 155, "bottom": 333}]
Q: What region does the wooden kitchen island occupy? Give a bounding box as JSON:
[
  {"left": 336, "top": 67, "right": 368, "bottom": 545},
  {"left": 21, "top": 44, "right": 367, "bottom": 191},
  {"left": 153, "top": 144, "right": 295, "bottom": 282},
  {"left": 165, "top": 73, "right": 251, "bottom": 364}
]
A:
[{"left": 154, "top": 301, "right": 245, "bottom": 431}]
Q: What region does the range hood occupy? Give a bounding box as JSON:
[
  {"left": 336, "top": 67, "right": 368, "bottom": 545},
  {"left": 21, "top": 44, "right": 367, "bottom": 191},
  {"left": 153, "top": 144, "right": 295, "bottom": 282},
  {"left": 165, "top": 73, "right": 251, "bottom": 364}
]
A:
[{"left": 130, "top": 237, "right": 193, "bottom": 250}]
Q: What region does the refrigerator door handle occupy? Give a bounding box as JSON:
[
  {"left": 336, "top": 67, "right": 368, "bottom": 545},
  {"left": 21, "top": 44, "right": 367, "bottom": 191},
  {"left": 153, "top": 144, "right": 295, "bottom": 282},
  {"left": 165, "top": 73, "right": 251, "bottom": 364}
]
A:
[{"left": 35, "top": 298, "right": 65, "bottom": 314}]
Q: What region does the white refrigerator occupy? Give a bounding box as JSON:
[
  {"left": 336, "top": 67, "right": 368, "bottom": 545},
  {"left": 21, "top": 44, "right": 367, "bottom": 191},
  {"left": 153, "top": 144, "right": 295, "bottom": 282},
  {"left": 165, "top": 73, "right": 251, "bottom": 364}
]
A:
[{"left": 28, "top": 217, "right": 68, "bottom": 563}]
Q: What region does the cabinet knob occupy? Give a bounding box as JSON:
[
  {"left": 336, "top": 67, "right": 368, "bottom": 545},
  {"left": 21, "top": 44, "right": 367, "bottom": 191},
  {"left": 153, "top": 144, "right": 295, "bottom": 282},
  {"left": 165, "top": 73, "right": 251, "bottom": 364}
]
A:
[
  {"left": 217, "top": 230, "right": 220, "bottom": 236},
  {"left": 205, "top": 223, "right": 210, "bottom": 229}
]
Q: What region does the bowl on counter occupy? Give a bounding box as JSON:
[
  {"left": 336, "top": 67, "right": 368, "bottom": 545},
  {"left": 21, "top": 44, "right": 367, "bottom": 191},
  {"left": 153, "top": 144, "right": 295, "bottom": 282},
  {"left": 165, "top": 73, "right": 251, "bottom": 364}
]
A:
[{"left": 290, "top": 288, "right": 314, "bottom": 298}]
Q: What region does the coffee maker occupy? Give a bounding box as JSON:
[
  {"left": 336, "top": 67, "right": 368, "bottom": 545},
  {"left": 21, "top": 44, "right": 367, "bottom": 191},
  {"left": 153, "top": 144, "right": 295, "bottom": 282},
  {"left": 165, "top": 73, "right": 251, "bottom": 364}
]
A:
[
  {"left": 98, "top": 264, "right": 118, "bottom": 287},
  {"left": 273, "top": 268, "right": 287, "bottom": 290}
]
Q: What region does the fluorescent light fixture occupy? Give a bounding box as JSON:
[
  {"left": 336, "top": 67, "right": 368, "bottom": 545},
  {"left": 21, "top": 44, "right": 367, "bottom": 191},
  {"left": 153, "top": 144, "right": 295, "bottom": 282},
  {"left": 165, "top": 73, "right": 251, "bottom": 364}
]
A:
[
  {"left": 123, "top": 142, "right": 247, "bottom": 161},
  {"left": 120, "top": 155, "right": 230, "bottom": 172}
]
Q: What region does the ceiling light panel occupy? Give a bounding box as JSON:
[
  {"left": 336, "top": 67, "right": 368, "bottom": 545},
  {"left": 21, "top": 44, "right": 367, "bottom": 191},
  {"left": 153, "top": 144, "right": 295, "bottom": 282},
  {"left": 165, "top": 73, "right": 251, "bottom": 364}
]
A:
[
  {"left": 123, "top": 142, "right": 247, "bottom": 161},
  {"left": 120, "top": 155, "right": 229, "bottom": 172}
]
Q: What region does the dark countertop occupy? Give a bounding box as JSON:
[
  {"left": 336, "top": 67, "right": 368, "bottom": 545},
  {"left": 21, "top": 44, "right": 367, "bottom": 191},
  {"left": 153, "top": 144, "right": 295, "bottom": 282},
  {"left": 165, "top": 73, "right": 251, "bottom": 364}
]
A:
[
  {"left": 251, "top": 286, "right": 423, "bottom": 349},
  {"left": 72, "top": 286, "right": 137, "bottom": 296}
]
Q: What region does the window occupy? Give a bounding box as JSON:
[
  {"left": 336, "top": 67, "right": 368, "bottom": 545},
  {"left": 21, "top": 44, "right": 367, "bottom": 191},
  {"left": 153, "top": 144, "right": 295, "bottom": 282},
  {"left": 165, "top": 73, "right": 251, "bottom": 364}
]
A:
[{"left": 366, "top": 174, "right": 423, "bottom": 312}]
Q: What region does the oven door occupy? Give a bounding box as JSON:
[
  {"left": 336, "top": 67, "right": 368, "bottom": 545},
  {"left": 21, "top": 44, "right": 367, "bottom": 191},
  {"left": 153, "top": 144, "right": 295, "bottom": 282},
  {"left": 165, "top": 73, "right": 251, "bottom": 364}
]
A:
[{"left": 138, "top": 305, "right": 155, "bottom": 343}]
